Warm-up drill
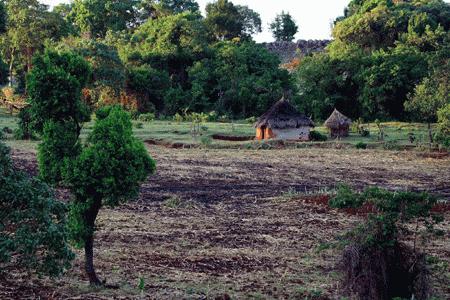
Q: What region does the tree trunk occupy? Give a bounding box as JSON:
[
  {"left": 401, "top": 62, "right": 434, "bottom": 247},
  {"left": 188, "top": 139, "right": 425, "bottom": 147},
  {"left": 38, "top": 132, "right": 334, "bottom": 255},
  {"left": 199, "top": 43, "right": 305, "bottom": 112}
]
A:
[
  {"left": 83, "top": 198, "right": 103, "bottom": 286},
  {"left": 427, "top": 122, "right": 433, "bottom": 145},
  {"left": 8, "top": 51, "right": 14, "bottom": 87},
  {"left": 84, "top": 233, "right": 102, "bottom": 286}
]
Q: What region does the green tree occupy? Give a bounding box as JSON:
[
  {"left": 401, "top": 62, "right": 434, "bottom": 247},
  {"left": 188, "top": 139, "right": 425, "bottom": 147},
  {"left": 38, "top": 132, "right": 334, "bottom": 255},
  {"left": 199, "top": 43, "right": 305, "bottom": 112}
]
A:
[
  {"left": 205, "top": 0, "right": 241, "bottom": 40},
  {"left": 64, "top": 106, "right": 156, "bottom": 285},
  {"left": 270, "top": 11, "right": 298, "bottom": 42},
  {"left": 405, "top": 77, "right": 448, "bottom": 144},
  {"left": 236, "top": 5, "right": 262, "bottom": 38},
  {"left": 71, "top": 0, "right": 139, "bottom": 38},
  {"left": 157, "top": 0, "right": 199, "bottom": 15},
  {"left": 127, "top": 65, "right": 171, "bottom": 112},
  {"left": 56, "top": 37, "right": 126, "bottom": 104},
  {"left": 0, "top": 0, "right": 55, "bottom": 84},
  {"left": 0, "top": 141, "right": 74, "bottom": 277},
  {"left": 435, "top": 104, "right": 450, "bottom": 148},
  {"left": 295, "top": 51, "right": 364, "bottom": 120}
]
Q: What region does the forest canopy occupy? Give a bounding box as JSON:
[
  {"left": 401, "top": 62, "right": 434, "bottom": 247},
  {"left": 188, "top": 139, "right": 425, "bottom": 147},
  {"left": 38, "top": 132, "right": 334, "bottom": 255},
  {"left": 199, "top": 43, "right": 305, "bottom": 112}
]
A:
[{"left": 0, "top": 0, "right": 448, "bottom": 122}]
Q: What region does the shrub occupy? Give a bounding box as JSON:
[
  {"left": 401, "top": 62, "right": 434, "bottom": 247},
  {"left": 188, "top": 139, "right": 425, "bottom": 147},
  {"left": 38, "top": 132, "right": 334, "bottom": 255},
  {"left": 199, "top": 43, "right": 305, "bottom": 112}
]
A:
[
  {"left": 200, "top": 136, "right": 212, "bottom": 146},
  {"left": 383, "top": 140, "right": 399, "bottom": 150},
  {"left": 355, "top": 142, "right": 367, "bottom": 149},
  {"left": 15, "top": 107, "right": 36, "bottom": 140},
  {"left": 2, "top": 127, "right": 12, "bottom": 134},
  {"left": 435, "top": 104, "right": 450, "bottom": 149},
  {"left": 138, "top": 113, "right": 155, "bottom": 122},
  {"left": 0, "top": 141, "right": 74, "bottom": 277},
  {"left": 329, "top": 186, "right": 443, "bottom": 300},
  {"left": 309, "top": 130, "right": 327, "bottom": 141},
  {"left": 245, "top": 116, "right": 257, "bottom": 124},
  {"left": 360, "top": 128, "right": 370, "bottom": 137},
  {"left": 173, "top": 113, "right": 184, "bottom": 123}
]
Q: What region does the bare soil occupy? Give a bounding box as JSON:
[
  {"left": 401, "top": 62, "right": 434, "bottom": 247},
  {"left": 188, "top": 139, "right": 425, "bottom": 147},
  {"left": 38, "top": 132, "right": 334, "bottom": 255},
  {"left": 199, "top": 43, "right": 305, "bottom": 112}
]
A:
[{"left": 2, "top": 146, "right": 449, "bottom": 299}]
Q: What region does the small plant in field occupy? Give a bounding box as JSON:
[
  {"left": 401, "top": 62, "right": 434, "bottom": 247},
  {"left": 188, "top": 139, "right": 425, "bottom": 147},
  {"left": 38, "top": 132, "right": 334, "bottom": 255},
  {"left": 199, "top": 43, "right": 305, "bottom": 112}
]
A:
[
  {"left": 383, "top": 140, "right": 399, "bottom": 150},
  {"left": 163, "top": 196, "right": 183, "bottom": 209},
  {"left": 355, "top": 142, "right": 367, "bottom": 149},
  {"left": 309, "top": 130, "right": 327, "bottom": 141},
  {"left": 200, "top": 135, "right": 212, "bottom": 147},
  {"left": 329, "top": 185, "right": 444, "bottom": 300},
  {"left": 408, "top": 132, "right": 416, "bottom": 144},
  {"left": 138, "top": 113, "right": 155, "bottom": 122},
  {"left": 245, "top": 116, "right": 257, "bottom": 124},
  {"left": 134, "top": 122, "right": 144, "bottom": 129},
  {"left": 173, "top": 113, "right": 184, "bottom": 123},
  {"left": 375, "top": 119, "right": 386, "bottom": 141},
  {"left": 138, "top": 275, "right": 145, "bottom": 297}
]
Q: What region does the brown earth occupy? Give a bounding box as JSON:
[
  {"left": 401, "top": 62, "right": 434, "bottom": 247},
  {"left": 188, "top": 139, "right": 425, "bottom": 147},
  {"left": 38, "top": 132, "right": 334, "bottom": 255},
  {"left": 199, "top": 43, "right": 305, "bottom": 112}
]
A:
[{"left": 2, "top": 146, "right": 449, "bottom": 299}]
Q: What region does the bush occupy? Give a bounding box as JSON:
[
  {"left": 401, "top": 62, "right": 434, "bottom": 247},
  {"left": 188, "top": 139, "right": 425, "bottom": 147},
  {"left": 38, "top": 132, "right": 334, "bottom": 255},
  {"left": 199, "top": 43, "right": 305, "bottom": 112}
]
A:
[
  {"left": 15, "top": 107, "right": 36, "bottom": 140},
  {"left": 138, "top": 113, "right": 155, "bottom": 122},
  {"left": 200, "top": 136, "right": 212, "bottom": 146},
  {"left": 329, "top": 186, "right": 442, "bottom": 300},
  {"left": 0, "top": 141, "right": 74, "bottom": 277},
  {"left": 2, "top": 127, "right": 13, "bottom": 134},
  {"left": 309, "top": 130, "right": 328, "bottom": 141},
  {"left": 355, "top": 142, "right": 367, "bottom": 149},
  {"left": 435, "top": 104, "right": 450, "bottom": 149},
  {"left": 173, "top": 113, "right": 184, "bottom": 123},
  {"left": 360, "top": 128, "right": 370, "bottom": 137},
  {"left": 245, "top": 116, "right": 257, "bottom": 124}
]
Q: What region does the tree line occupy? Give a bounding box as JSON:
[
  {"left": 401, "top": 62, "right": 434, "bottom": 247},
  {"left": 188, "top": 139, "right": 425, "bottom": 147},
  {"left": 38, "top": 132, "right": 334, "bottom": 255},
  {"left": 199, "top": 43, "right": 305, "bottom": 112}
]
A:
[{"left": 0, "top": 0, "right": 299, "bottom": 122}]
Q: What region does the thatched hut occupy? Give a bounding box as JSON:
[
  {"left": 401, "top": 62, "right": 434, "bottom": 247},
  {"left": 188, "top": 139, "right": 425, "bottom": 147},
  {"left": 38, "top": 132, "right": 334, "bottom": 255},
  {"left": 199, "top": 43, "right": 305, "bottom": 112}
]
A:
[
  {"left": 255, "top": 97, "right": 314, "bottom": 141},
  {"left": 324, "top": 109, "right": 352, "bottom": 138}
]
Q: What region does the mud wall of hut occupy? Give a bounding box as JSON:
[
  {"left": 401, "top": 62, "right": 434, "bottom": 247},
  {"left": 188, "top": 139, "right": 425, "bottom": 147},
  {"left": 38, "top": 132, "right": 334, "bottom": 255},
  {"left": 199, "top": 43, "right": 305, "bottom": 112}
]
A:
[{"left": 272, "top": 127, "right": 311, "bottom": 141}]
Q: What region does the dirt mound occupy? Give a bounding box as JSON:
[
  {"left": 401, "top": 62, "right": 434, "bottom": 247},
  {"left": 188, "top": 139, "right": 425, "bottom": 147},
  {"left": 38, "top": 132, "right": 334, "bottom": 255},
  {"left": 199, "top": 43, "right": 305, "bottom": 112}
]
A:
[{"left": 212, "top": 134, "right": 254, "bottom": 142}]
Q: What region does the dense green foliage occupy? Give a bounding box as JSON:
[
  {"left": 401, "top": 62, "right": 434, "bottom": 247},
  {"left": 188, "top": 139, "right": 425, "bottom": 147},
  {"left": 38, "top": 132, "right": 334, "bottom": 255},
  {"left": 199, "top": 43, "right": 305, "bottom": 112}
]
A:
[
  {"left": 0, "top": 141, "right": 73, "bottom": 277},
  {"left": 71, "top": 0, "right": 138, "bottom": 38},
  {"left": 296, "top": 0, "right": 450, "bottom": 122},
  {"left": 0, "top": 0, "right": 72, "bottom": 90},
  {"left": 38, "top": 121, "right": 81, "bottom": 184},
  {"left": 270, "top": 11, "right": 298, "bottom": 42},
  {"left": 4, "top": 0, "right": 447, "bottom": 126},
  {"left": 205, "top": 0, "right": 261, "bottom": 41},
  {"left": 187, "top": 41, "right": 294, "bottom": 117},
  {"left": 26, "top": 50, "right": 91, "bottom": 134}
]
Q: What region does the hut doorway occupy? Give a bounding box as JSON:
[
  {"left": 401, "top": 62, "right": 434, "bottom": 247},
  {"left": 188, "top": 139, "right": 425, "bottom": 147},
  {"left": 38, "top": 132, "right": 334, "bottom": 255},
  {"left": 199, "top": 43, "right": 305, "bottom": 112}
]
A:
[{"left": 260, "top": 126, "right": 266, "bottom": 139}]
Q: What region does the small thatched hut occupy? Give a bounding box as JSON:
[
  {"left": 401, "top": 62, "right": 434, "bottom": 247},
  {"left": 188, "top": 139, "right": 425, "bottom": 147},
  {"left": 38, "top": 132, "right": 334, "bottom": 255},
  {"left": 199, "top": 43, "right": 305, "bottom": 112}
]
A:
[
  {"left": 255, "top": 97, "right": 314, "bottom": 141},
  {"left": 324, "top": 109, "right": 352, "bottom": 138}
]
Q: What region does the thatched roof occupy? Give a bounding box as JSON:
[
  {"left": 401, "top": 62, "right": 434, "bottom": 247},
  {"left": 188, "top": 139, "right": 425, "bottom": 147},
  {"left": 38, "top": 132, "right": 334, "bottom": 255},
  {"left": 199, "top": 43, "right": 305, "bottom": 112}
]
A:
[
  {"left": 324, "top": 109, "right": 352, "bottom": 128},
  {"left": 255, "top": 98, "right": 314, "bottom": 129}
]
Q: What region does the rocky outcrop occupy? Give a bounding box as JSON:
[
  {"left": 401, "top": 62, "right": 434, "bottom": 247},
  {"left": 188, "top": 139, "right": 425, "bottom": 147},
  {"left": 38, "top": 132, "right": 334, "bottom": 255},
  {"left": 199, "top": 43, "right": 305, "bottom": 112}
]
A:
[{"left": 262, "top": 40, "right": 331, "bottom": 64}]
